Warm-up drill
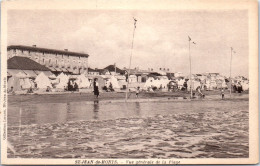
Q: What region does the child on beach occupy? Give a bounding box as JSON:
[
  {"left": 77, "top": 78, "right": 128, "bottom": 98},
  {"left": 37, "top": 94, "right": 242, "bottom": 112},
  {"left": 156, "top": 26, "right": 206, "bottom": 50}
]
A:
[{"left": 221, "top": 88, "right": 225, "bottom": 99}]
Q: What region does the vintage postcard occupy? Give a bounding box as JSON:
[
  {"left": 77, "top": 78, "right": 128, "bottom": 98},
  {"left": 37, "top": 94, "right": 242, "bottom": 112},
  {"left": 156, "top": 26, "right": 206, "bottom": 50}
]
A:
[{"left": 1, "top": 0, "right": 258, "bottom": 165}]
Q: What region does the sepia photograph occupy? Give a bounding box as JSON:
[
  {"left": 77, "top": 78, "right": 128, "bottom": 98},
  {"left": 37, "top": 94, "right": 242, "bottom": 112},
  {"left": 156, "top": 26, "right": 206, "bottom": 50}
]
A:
[{"left": 1, "top": 0, "right": 258, "bottom": 165}]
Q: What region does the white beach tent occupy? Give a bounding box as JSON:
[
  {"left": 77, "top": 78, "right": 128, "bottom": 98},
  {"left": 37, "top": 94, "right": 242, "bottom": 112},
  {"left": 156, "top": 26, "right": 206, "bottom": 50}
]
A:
[
  {"left": 241, "top": 81, "right": 249, "bottom": 91},
  {"left": 158, "top": 76, "right": 170, "bottom": 88},
  {"left": 177, "top": 78, "right": 185, "bottom": 89},
  {"left": 187, "top": 80, "right": 201, "bottom": 91},
  {"left": 108, "top": 75, "right": 120, "bottom": 89},
  {"left": 8, "top": 71, "right": 31, "bottom": 91},
  {"left": 77, "top": 74, "right": 91, "bottom": 88},
  {"left": 56, "top": 72, "right": 69, "bottom": 89},
  {"left": 144, "top": 77, "right": 155, "bottom": 89},
  {"left": 16, "top": 71, "right": 31, "bottom": 89},
  {"left": 35, "top": 72, "right": 52, "bottom": 89}
]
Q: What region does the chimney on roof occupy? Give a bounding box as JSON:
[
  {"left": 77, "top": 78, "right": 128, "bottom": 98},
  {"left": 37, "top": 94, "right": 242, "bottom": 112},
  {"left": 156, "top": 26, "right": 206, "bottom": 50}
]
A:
[
  {"left": 64, "top": 49, "right": 68, "bottom": 51},
  {"left": 32, "top": 45, "right": 36, "bottom": 47}
]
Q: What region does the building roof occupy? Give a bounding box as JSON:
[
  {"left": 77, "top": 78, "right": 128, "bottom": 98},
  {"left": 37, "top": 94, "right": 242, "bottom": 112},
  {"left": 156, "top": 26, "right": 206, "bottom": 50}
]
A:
[
  {"left": 88, "top": 68, "right": 98, "bottom": 72},
  {"left": 103, "top": 65, "right": 125, "bottom": 74},
  {"left": 8, "top": 45, "right": 89, "bottom": 58},
  {"left": 8, "top": 56, "right": 51, "bottom": 71}
]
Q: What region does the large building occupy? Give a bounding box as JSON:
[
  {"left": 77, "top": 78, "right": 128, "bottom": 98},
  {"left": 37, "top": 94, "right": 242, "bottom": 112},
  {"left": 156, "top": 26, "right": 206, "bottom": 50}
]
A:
[{"left": 7, "top": 45, "right": 89, "bottom": 74}]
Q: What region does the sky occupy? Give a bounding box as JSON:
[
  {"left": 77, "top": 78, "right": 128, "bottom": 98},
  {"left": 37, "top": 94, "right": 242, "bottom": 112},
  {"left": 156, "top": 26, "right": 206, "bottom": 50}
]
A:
[{"left": 7, "top": 10, "right": 248, "bottom": 77}]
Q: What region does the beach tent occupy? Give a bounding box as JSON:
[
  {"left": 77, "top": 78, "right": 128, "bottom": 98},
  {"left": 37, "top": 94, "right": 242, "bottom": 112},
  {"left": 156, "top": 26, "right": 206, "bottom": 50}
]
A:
[
  {"left": 160, "top": 76, "right": 170, "bottom": 88},
  {"left": 187, "top": 80, "right": 201, "bottom": 91},
  {"left": 144, "top": 77, "right": 155, "bottom": 88},
  {"left": 56, "top": 72, "right": 69, "bottom": 89},
  {"left": 16, "top": 72, "right": 31, "bottom": 89},
  {"left": 107, "top": 76, "right": 120, "bottom": 89},
  {"left": 221, "top": 81, "right": 228, "bottom": 89},
  {"left": 177, "top": 78, "right": 185, "bottom": 89},
  {"left": 241, "top": 81, "right": 249, "bottom": 91},
  {"left": 35, "top": 72, "right": 52, "bottom": 89},
  {"left": 89, "top": 75, "right": 107, "bottom": 89},
  {"left": 8, "top": 76, "right": 22, "bottom": 91},
  {"left": 216, "top": 79, "right": 223, "bottom": 89},
  {"left": 8, "top": 71, "right": 32, "bottom": 91},
  {"left": 76, "top": 74, "right": 91, "bottom": 88}
]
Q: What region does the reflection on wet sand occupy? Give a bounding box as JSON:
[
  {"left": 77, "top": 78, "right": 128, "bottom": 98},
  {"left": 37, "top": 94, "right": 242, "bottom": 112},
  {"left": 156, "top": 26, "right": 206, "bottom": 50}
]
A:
[
  {"left": 93, "top": 100, "right": 99, "bottom": 120},
  {"left": 8, "top": 99, "right": 249, "bottom": 126}
]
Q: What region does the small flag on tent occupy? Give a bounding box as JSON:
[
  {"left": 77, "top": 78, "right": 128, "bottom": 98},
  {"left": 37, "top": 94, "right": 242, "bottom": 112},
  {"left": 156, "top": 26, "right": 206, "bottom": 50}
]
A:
[{"left": 188, "top": 36, "right": 191, "bottom": 41}]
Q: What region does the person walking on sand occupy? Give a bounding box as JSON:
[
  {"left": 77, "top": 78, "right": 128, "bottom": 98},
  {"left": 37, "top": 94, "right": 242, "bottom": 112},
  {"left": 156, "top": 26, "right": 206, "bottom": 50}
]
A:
[
  {"left": 221, "top": 88, "right": 225, "bottom": 99},
  {"left": 93, "top": 78, "right": 99, "bottom": 98},
  {"left": 136, "top": 86, "right": 140, "bottom": 98}
]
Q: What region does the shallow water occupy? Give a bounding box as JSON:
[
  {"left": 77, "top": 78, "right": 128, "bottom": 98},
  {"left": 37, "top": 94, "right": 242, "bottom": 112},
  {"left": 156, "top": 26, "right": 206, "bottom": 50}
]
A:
[{"left": 7, "top": 98, "right": 249, "bottom": 158}]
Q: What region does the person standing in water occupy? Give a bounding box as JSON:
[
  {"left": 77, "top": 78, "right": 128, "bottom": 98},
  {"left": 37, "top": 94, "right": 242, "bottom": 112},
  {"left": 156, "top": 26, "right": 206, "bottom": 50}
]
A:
[{"left": 93, "top": 78, "right": 99, "bottom": 98}]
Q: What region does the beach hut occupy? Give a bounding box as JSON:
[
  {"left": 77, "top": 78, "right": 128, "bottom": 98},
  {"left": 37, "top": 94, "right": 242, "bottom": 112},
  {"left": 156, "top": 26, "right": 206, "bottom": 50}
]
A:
[
  {"left": 35, "top": 72, "right": 52, "bottom": 89},
  {"left": 129, "top": 75, "right": 137, "bottom": 83},
  {"left": 115, "top": 75, "right": 126, "bottom": 82}
]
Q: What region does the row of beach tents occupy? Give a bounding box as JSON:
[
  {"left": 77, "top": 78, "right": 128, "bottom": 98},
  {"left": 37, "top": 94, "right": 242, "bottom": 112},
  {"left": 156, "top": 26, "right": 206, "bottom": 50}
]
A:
[
  {"left": 7, "top": 71, "right": 122, "bottom": 92},
  {"left": 7, "top": 70, "right": 249, "bottom": 92}
]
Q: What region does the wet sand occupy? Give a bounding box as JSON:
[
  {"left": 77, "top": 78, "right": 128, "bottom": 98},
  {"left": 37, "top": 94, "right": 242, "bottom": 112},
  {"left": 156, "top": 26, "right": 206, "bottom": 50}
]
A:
[{"left": 7, "top": 96, "right": 249, "bottom": 159}]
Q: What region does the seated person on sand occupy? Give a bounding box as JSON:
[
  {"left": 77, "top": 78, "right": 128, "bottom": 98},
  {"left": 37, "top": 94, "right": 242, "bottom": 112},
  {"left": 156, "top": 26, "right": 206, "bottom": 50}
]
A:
[
  {"left": 46, "top": 86, "right": 52, "bottom": 92},
  {"left": 103, "top": 85, "right": 108, "bottom": 92},
  {"left": 8, "top": 87, "right": 15, "bottom": 94},
  {"left": 109, "top": 82, "right": 114, "bottom": 92},
  {"left": 27, "top": 87, "right": 34, "bottom": 93}
]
